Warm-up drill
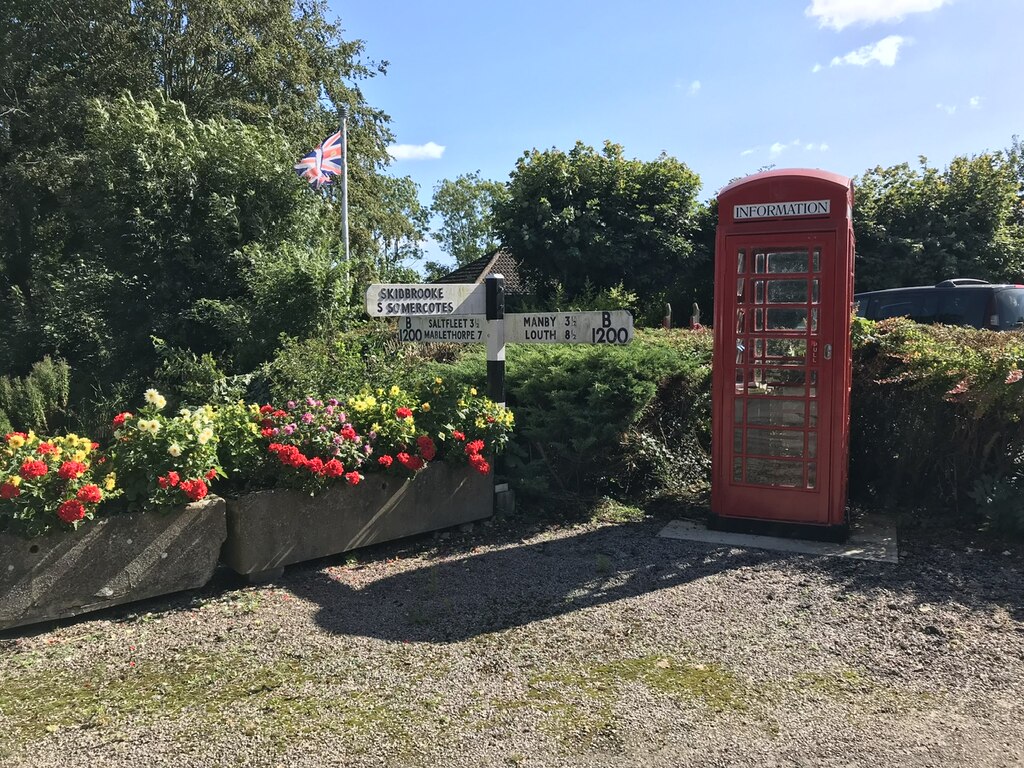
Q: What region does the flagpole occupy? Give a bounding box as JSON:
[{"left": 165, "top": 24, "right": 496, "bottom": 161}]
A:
[{"left": 339, "top": 104, "right": 350, "bottom": 302}]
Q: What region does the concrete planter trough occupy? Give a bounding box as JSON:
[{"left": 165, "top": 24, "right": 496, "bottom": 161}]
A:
[
  {"left": 222, "top": 462, "right": 493, "bottom": 580},
  {"left": 0, "top": 497, "right": 226, "bottom": 632}
]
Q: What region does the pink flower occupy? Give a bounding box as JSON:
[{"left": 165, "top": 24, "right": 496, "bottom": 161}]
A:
[
  {"left": 947, "top": 378, "right": 970, "bottom": 396},
  {"left": 1006, "top": 369, "right": 1023, "bottom": 385}
]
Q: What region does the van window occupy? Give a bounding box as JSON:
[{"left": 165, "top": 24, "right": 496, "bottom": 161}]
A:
[
  {"left": 936, "top": 292, "right": 987, "bottom": 327},
  {"left": 995, "top": 289, "right": 1024, "bottom": 330},
  {"left": 872, "top": 292, "right": 938, "bottom": 322}
]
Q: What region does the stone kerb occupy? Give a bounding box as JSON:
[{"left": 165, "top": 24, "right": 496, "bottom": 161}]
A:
[{"left": 0, "top": 497, "right": 227, "bottom": 632}]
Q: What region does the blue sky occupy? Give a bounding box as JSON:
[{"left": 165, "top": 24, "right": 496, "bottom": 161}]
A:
[{"left": 331, "top": 0, "right": 1023, "bottom": 266}]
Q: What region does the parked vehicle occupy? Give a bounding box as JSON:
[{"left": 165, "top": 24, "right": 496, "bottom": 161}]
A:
[{"left": 854, "top": 279, "right": 1024, "bottom": 331}]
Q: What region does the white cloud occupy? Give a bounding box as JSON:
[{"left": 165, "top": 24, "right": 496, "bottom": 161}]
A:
[
  {"left": 969, "top": 96, "right": 981, "bottom": 109},
  {"left": 740, "top": 148, "right": 756, "bottom": 157},
  {"left": 806, "top": 0, "right": 952, "bottom": 30},
  {"left": 812, "top": 63, "right": 823, "bottom": 73},
  {"left": 936, "top": 102, "right": 957, "bottom": 115},
  {"left": 830, "top": 35, "right": 907, "bottom": 68},
  {"left": 688, "top": 80, "right": 701, "bottom": 96},
  {"left": 805, "top": 142, "right": 830, "bottom": 151},
  {"left": 769, "top": 142, "right": 789, "bottom": 158},
  {"left": 386, "top": 141, "right": 446, "bottom": 160}
]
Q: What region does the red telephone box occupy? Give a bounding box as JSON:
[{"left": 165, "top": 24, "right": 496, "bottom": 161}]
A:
[{"left": 711, "top": 169, "right": 854, "bottom": 535}]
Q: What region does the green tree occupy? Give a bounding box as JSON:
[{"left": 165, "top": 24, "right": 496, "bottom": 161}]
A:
[
  {"left": 854, "top": 150, "right": 1024, "bottom": 291},
  {"left": 431, "top": 171, "right": 508, "bottom": 266},
  {"left": 492, "top": 141, "right": 702, "bottom": 307}
]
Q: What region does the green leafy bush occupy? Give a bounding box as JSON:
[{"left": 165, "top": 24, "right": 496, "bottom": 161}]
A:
[
  {"left": 850, "top": 317, "right": 1024, "bottom": 524},
  {"left": 0, "top": 357, "right": 71, "bottom": 433}
]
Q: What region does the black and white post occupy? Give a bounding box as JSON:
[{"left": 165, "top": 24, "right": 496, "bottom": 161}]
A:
[{"left": 485, "top": 274, "right": 505, "bottom": 407}]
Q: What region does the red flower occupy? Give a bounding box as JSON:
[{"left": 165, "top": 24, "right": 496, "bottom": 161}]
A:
[
  {"left": 378, "top": 455, "right": 394, "bottom": 468},
  {"left": 416, "top": 435, "right": 437, "bottom": 462},
  {"left": 324, "top": 459, "right": 345, "bottom": 478},
  {"left": 272, "top": 410, "right": 287, "bottom": 418},
  {"left": 90, "top": 442, "right": 100, "bottom": 450},
  {"left": 345, "top": 471, "right": 361, "bottom": 485},
  {"left": 112, "top": 412, "right": 133, "bottom": 428},
  {"left": 260, "top": 418, "right": 274, "bottom": 429},
  {"left": 260, "top": 427, "right": 275, "bottom": 438},
  {"left": 468, "top": 453, "right": 491, "bottom": 475},
  {"left": 57, "top": 499, "right": 86, "bottom": 524},
  {"left": 19, "top": 460, "right": 48, "bottom": 480},
  {"left": 340, "top": 425, "right": 358, "bottom": 441},
  {"left": 180, "top": 478, "right": 208, "bottom": 502},
  {"left": 58, "top": 460, "right": 88, "bottom": 480},
  {"left": 486, "top": 416, "right": 495, "bottom": 423},
  {"left": 397, "top": 452, "right": 424, "bottom": 471},
  {"left": 260, "top": 404, "right": 274, "bottom": 414},
  {"left": 465, "top": 439, "right": 485, "bottom": 456},
  {"left": 205, "top": 469, "right": 218, "bottom": 481},
  {"left": 5, "top": 431, "right": 28, "bottom": 443},
  {"left": 77, "top": 484, "right": 103, "bottom": 504},
  {"left": 307, "top": 457, "right": 325, "bottom": 476},
  {"left": 37, "top": 442, "right": 57, "bottom": 455},
  {"left": 0, "top": 482, "right": 20, "bottom": 499},
  {"left": 452, "top": 430, "right": 465, "bottom": 442},
  {"left": 395, "top": 407, "right": 413, "bottom": 420}
]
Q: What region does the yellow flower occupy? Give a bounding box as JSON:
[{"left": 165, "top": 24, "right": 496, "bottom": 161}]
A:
[
  {"left": 104, "top": 473, "right": 117, "bottom": 491},
  {"left": 73, "top": 450, "right": 87, "bottom": 462},
  {"left": 475, "top": 417, "right": 486, "bottom": 429},
  {"left": 8, "top": 476, "right": 21, "bottom": 487},
  {"left": 197, "top": 428, "right": 214, "bottom": 445},
  {"left": 389, "top": 385, "right": 401, "bottom": 397},
  {"left": 249, "top": 423, "right": 259, "bottom": 435},
  {"left": 7, "top": 434, "right": 25, "bottom": 449},
  {"left": 421, "top": 402, "right": 431, "bottom": 412},
  {"left": 469, "top": 387, "right": 478, "bottom": 396},
  {"left": 434, "top": 377, "right": 443, "bottom": 385}
]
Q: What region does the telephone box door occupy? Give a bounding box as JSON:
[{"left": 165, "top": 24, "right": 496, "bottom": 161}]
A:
[{"left": 720, "top": 232, "right": 837, "bottom": 524}]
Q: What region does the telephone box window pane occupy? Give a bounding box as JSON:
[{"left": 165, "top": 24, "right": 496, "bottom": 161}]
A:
[
  {"left": 808, "top": 432, "right": 817, "bottom": 459},
  {"left": 755, "top": 252, "right": 766, "bottom": 273},
  {"left": 767, "top": 280, "right": 808, "bottom": 303},
  {"left": 754, "top": 280, "right": 764, "bottom": 304},
  {"left": 763, "top": 367, "right": 805, "bottom": 396},
  {"left": 811, "top": 279, "right": 820, "bottom": 304},
  {"left": 735, "top": 339, "right": 746, "bottom": 364},
  {"left": 735, "top": 369, "right": 745, "bottom": 395},
  {"left": 746, "top": 428, "right": 804, "bottom": 457},
  {"left": 746, "top": 399, "right": 806, "bottom": 427},
  {"left": 734, "top": 401, "right": 744, "bottom": 423},
  {"left": 736, "top": 309, "right": 746, "bottom": 334},
  {"left": 736, "top": 278, "right": 745, "bottom": 303},
  {"left": 809, "top": 400, "right": 818, "bottom": 426},
  {"left": 765, "top": 339, "right": 806, "bottom": 364},
  {"left": 733, "top": 459, "right": 743, "bottom": 482},
  {"left": 807, "top": 462, "right": 817, "bottom": 488},
  {"left": 746, "top": 458, "right": 803, "bottom": 487},
  {"left": 766, "top": 308, "right": 807, "bottom": 330},
  {"left": 766, "top": 250, "right": 808, "bottom": 274},
  {"left": 753, "top": 338, "right": 763, "bottom": 359},
  {"left": 813, "top": 248, "right": 821, "bottom": 272},
  {"left": 755, "top": 309, "right": 764, "bottom": 331},
  {"left": 809, "top": 370, "right": 818, "bottom": 398},
  {"left": 738, "top": 250, "right": 746, "bottom": 274},
  {"left": 734, "top": 428, "right": 743, "bottom": 454},
  {"left": 811, "top": 308, "right": 819, "bottom": 333}
]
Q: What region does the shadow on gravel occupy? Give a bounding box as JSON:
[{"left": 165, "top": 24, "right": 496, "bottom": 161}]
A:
[
  {"left": 286, "top": 522, "right": 779, "bottom": 642},
  {"left": 286, "top": 519, "right": 1024, "bottom": 642}
]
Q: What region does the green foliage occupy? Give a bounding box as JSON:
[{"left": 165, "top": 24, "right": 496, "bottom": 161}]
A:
[
  {"left": 854, "top": 150, "right": 1024, "bottom": 291},
  {"left": 850, "top": 318, "right": 1024, "bottom": 522},
  {"left": 431, "top": 172, "right": 509, "bottom": 266},
  {"left": 493, "top": 141, "right": 702, "bottom": 308},
  {"left": 0, "top": 358, "right": 71, "bottom": 434}
]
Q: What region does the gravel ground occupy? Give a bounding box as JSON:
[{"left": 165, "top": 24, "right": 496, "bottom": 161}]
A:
[{"left": 1, "top": 512, "right": 1023, "bottom": 768}]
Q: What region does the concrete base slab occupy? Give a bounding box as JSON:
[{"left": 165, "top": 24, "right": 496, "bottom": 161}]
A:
[{"left": 658, "top": 514, "right": 898, "bottom": 563}]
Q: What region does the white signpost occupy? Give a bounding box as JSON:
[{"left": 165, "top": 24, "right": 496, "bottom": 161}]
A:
[
  {"left": 366, "top": 283, "right": 485, "bottom": 317},
  {"left": 505, "top": 310, "right": 633, "bottom": 345},
  {"left": 396, "top": 315, "right": 485, "bottom": 343}
]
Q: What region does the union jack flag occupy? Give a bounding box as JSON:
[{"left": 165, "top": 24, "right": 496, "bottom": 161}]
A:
[{"left": 294, "top": 131, "right": 343, "bottom": 189}]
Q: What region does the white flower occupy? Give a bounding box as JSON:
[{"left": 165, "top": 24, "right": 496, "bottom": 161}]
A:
[
  {"left": 153, "top": 395, "right": 167, "bottom": 410},
  {"left": 197, "top": 428, "right": 214, "bottom": 445},
  {"left": 168, "top": 443, "right": 182, "bottom": 458},
  {"left": 144, "top": 388, "right": 162, "bottom": 406}
]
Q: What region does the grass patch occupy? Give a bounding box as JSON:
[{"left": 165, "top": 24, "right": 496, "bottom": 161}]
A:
[{"left": 589, "top": 497, "right": 647, "bottom": 524}]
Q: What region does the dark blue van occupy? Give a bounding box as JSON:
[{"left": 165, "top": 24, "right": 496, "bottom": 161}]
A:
[{"left": 854, "top": 279, "right": 1024, "bottom": 331}]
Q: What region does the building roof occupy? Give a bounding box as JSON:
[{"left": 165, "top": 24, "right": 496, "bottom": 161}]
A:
[{"left": 432, "top": 249, "right": 529, "bottom": 295}]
